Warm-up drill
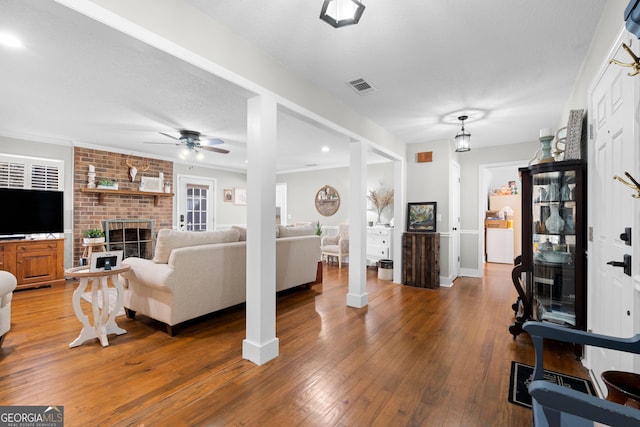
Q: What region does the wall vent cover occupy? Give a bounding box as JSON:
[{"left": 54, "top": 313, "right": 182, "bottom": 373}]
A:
[{"left": 346, "top": 78, "right": 377, "bottom": 95}]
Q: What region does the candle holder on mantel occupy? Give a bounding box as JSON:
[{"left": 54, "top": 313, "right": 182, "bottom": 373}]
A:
[
  {"left": 87, "top": 164, "right": 96, "bottom": 189},
  {"left": 537, "top": 128, "right": 555, "bottom": 163}
]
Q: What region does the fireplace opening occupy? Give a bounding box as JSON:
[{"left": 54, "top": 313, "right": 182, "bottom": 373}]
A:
[{"left": 103, "top": 219, "right": 154, "bottom": 259}]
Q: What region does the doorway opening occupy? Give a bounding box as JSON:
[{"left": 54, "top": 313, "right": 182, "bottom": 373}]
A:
[
  {"left": 176, "top": 175, "right": 216, "bottom": 231},
  {"left": 478, "top": 160, "right": 528, "bottom": 270}
]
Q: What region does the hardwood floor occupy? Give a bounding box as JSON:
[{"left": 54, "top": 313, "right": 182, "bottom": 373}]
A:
[{"left": 0, "top": 263, "right": 588, "bottom": 426}]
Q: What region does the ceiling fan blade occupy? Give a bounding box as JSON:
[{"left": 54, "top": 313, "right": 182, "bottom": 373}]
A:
[
  {"left": 200, "top": 138, "right": 224, "bottom": 146},
  {"left": 144, "top": 141, "right": 180, "bottom": 145},
  {"left": 159, "top": 131, "right": 180, "bottom": 140},
  {"left": 200, "top": 146, "right": 229, "bottom": 154}
]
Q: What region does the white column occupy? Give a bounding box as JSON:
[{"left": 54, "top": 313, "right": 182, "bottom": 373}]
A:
[
  {"left": 243, "top": 95, "right": 279, "bottom": 365},
  {"left": 347, "top": 140, "right": 368, "bottom": 307},
  {"left": 392, "top": 158, "right": 405, "bottom": 283}
]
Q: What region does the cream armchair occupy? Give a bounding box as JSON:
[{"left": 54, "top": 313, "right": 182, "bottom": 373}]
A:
[
  {"left": 321, "top": 224, "right": 349, "bottom": 268},
  {"left": 0, "top": 271, "right": 17, "bottom": 348}
]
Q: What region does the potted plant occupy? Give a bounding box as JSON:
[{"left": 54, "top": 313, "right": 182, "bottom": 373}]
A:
[
  {"left": 368, "top": 187, "right": 394, "bottom": 225},
  {"left": 83, "top": 228, "right": 105, "bottom": 244},
  {"left": 97, "top": 179, "right": 118, "bottom": 189},
  {"left": 315, "top": 220, "right": 322, "bottom": 236}
]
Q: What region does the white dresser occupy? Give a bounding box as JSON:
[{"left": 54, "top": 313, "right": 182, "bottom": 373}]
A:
[{"left": 366, "top": 227, "right": 394, "bottom": 265}]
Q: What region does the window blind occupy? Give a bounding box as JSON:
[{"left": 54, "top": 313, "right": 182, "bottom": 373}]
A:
[{"left": 0, "top": 154, "right": 63, "bottom": 190}]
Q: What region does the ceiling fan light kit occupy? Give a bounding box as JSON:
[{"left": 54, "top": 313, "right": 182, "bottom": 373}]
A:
[
  {"left": 146, "top": 129, "right": 229, "bottom": 156},
  {"left": 319, "top": 0, "right": 365, "bottom": 28}
]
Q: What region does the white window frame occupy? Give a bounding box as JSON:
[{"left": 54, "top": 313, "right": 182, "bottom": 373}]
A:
[{"left": 0, "top": 153, "right": 63, "bottom": 190}]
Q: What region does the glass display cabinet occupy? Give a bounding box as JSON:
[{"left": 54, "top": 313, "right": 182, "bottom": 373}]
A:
[{"left": 509, "top": 160, "right": 586, "bottom": 340}]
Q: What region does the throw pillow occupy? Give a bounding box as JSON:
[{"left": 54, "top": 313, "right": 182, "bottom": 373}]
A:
[
  {"left": 153, "top": 229, "right": 240, "bottom": 263},
  {"left": 230, "top": 225, "right": 287, "bottom": 240}
]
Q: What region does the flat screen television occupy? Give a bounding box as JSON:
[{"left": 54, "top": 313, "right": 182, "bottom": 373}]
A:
[{"left": 0, "top": 188, "right": 64, "bottom": 236}]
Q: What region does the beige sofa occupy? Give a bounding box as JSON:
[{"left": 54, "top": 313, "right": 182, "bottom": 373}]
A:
[{"left": 121, "top": 225, "right": 321, "bottom": 335}]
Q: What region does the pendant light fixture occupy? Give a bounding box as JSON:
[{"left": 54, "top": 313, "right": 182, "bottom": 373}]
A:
[
  {"left": 455, "top": 115, "right": 471, "bottom": 152},
  {"left": 320, "top": 0, "right": 365, "bottom": 28}
]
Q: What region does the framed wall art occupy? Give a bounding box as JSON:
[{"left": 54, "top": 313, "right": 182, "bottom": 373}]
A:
[
  {"left": 234, "top": 188, "right": 247, "bottom": 205},
  {"left": 565, "top": 109, "right": 584, "bottom": 160},
  {"left": 140, "top": 176, "right": 162, "bottom": 192},
  {"left": 223, "top": 189, "right": 233, "bottom": 202},
  {"left": 407, "top": 202, "right": 437, "bottom": 232}
]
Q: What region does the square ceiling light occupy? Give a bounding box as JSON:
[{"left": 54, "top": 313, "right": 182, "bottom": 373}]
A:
[{"left": 319, "top": 0, "right": 365, "bottom": 28}]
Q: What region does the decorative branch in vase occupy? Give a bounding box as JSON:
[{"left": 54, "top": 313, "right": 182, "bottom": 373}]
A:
[{"left": 368, "top": 188, "right": 394, "bottom": 225}]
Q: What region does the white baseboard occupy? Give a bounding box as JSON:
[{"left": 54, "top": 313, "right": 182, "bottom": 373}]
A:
[
  {"left": 242, "top": 337, "right": 279, "bottom": 366},
  {"left": 439, "top": 274, "right": 455, "bottom": 287},
  {"left": 460, "top": 268, "right": 483, "bottom": 278},
  {"left": 346, "top": 292, "right": 368, "bottom": 308}
]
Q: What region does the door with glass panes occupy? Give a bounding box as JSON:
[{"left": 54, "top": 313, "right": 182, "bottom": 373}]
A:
[{"left": 176, "top": 176, "right": 215, "bottom": 231}]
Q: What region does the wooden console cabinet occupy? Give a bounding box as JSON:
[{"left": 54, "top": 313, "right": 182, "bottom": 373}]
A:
[
  {"left": 402, "top": 232, "right": 440, "bottom": 289},
  {"left": 0, "top": 238, "right": 65, "bottom": 290}
]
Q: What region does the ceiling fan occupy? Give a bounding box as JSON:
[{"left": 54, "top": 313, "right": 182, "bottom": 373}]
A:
[{"left": 145, "top": 130, "right": 230, "bottom": 154}]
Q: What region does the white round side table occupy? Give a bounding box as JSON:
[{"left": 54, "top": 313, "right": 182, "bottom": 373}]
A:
[{"left": 65, "top": 264, "right": 130, "bottom": 348}]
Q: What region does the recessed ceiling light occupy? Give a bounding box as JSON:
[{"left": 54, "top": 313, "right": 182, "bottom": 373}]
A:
[
  {"left": 0, "top": 32, "right": 23, "bottom": 49},
  {"left": 321, "top": 146, "right": 330, "bottom": 152}
]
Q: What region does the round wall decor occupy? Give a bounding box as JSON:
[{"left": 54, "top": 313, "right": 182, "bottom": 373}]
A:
[{"left": 315, "top": 185, "right": 340, "bottom": 216}]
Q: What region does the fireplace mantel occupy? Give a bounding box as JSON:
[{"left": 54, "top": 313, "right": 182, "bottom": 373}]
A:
[{"left": 81, "top": 188, "right": 173, "bottom": 206}]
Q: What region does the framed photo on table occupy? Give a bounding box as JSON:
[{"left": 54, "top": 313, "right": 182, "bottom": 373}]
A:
[
  {"left": 89, "top": 250, "right": 123, "bottom": 272},
  {"left": 407, "top": 202, "right": 437, "bottom": 232}
]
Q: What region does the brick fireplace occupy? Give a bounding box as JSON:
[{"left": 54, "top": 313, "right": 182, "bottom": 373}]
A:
[{"left": 73, "top": 147, "right": 173, "bottom": 265}]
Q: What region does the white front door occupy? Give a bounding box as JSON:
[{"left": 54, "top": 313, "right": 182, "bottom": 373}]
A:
[
  {"left": 176, "top": 175, "right": 216, "bottom": 231},
  {"left": 588, "top": 32, "right": 640, "bottom": 393}
]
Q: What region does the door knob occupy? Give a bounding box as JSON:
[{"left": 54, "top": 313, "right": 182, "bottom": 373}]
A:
[{"left": 607, "top": 254, "right": 632, "bottom": 276}]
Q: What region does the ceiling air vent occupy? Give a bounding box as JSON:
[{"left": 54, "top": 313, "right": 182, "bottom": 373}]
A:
[{"left": 346, "top": 78, "right": 377, "bottom": 96}]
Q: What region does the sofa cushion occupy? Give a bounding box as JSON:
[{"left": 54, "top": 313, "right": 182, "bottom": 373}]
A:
[
  {"left": 153, "top": 229, "right": 240, "bottom": 263},
  {"left": 277, "top": 224, "right": 315, "bottom": 238},
  {"left": 231, "top": 226, "right": 247, "bottom": 241}
]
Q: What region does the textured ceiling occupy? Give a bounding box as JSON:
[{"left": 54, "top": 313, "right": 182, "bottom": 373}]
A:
[
  {"left": 0, "top": 0, "right": 607, "bottom": 171},
  {"left": 188, "top": 0, "right": 607, "bottom": 147}
]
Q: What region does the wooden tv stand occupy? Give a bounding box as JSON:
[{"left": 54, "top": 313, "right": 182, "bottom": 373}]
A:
[{"left": 0, "top": 238, "right": 65, "bottom": 290}]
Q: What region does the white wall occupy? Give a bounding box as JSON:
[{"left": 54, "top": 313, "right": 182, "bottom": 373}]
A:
[
  {"left": 489, "top": 166, "right": 521, "bottom": 194},
  {"left": 277, "top": 162, "right": 395, "bottom": 228},
  {"left": 404, "top": 139, "right": 453, "bottom": 278},
  {"left": 405, "top": 140, "right": 452, "bottom": 230},
  {"left": 172, "top": 163, "right": 247, "bottom": 228},
  {"left": 458, "top": 141, "right": 539, "bottom": 273},
  {"left": 560, "top": 0, "right": 631, "bottom": 126}
]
